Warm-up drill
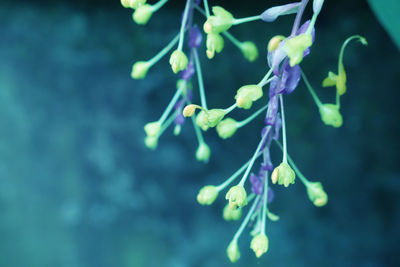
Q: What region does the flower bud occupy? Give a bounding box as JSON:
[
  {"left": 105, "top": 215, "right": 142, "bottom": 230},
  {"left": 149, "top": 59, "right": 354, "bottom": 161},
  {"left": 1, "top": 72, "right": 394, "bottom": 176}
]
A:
[
  {"left": 128, "top": 0, "right": 146, "bottom": 9},
  {"left": 319, "top": 104, "right": 343, "bottom": 128},
  {"left": 234, "top": 85, "right": 263, "bottom": 109},
  {"left": 283, "top": 33, "right": 312, "bottom": 66},
  {"left": 173, "top": 125, "right": 181, "bottom": 136},
  {"left": 169, "top": 50, "right": 189, "bottom": 74},
  {"left": 223, "top": 204, "right": 242, "bottom": 221},
  {"left": 226, "top": 239, "right": 240, "bottom": 263},
  {"left": 197, "top": 185, "right": 219, "bottom": 205},
  {"left": 131, "top": 61, "right": 150, "bottom": 79},
  {"left": 203, "top": 6, "right": 234, "bottom": 34},
  {"left": 206, "top": 33, "right": 224, "bottom": 59},
  {"left": 195, "top": 110, "right": 209, "bottom": 131},
  {"left": 225, "top": 185, "right": 247, "bottom": 209},
  {"left": 250, "top": 233, "right": 269, "bottom": 258},
  {"left": 144, "top": 135, "right": 158, "bottom": 150},
  {"left": 144, "top": 121, "right": 161, "bottom": 137},
  {"left": 268, "top": 35, "right": 285, "bottom": 52},
  {"left": 271, "top": 162, "right": 295, "bottom": 187},
  {"left": 182, "top": 104, "right": 197, "bottom": 117},
  {"left": 336, "top": 63, "right": 347, "bottom": 95},
  {"left": 196, "top": 143, "right": 211, "bottom": 162},
  {"left": 240, "top": 41, "right": 259, "bottom": 62},
  {"left": 206, "top": 109, "right": 225, "bottom": 127},
  {"left": 132, "top": 4, "right": 153, "bottom": 25},
  {"left": 216, "top": 118, "right": 238, "bottom": 139},
  {"left": 120, "top": 0, "right": 131, "bottom": 8},
  {"left": 306, "top": 182, "right": 328, "bottom": 207},
  {"left": 322, "top": 71, "right": 338, "bottom": 87}
]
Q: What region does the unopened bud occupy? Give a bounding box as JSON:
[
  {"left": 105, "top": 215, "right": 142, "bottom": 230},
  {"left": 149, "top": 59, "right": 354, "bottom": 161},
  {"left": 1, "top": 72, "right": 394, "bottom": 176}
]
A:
[
  {"left": 223, "top": 204, "right": 242, "bottom": 221},
  {"left": 169, "top": 50, "right": 188, "bottom": 74},
  {"left": 240, "top": 41, "right": 259, "bottom": 62},
  {"left": 268, "top": 35, "right": 285, "bottom": 52},
  {"left": 131, "top": 61, "right": 150, "bottom": 79},
  {"left": 271, "top": 162, "right": 295, "bottom": 187},
  {"left": 144, "top": 121, "right": 161, "bottom": 137},
  {"left": 319, "top": 104, "right": 343, "bottom": 128},
  {"left": 132, "top": 4, "right": 153, "bottom": 25},
  {"left": 196, "top": 142, "right": 211, "bottom": 162},
  {"left": 182, "top": 104, "right": 197, "bottom": 117},
  {"left": 234, "top": 85, "right": 263, "bottom": 109},
  {"left": 197, "top": 185, "right": 219, "bottom": 205},
  {"left": 216, "top": 118, "right": 238, "bottom": 139},
  {"left": 226, "top": 239, "right": 240, "bottom": 263},
  {"left": 225, "top": 185, "right": 247, "bottom": 209},
  {"left": 306, "top": 182, "right": 328, "bottom": 207},
  {"left": 250, "top": 233, "right": 269, "bottom": 258}
]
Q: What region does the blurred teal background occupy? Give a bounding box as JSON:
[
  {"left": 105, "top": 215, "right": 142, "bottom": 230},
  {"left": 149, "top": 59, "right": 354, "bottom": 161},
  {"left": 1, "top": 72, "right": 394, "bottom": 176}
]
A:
[{"left": 0, "top": 0, "right": 399, "bottom": 267}]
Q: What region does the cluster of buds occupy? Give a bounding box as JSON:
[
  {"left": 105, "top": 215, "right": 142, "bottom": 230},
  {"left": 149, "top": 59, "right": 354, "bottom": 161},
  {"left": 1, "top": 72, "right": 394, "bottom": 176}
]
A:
[{"left": 123, "top": 0, "right": 366, "bottom": 263}]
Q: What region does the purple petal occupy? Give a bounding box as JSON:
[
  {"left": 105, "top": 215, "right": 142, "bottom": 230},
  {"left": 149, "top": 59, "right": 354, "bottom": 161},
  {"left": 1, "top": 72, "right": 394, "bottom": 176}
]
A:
[
  {"left": 188, "top": 26, "right": 202, "bottom": 48},
  {"left": 278, "top": 60, "right": 301, "bottom": 95},
  {"left": 297, "top": 20, "right": 315, "bottom": 57},
  {"left": 250, "top": 173, "right": 263, "bottom": 195},
  {"left": 180, "top": 62, "right": 195, "bottom": 80},
  {"left": 174, "top": 113, "right": 185, "bottom": 125},
  {"left": 272, "top": 115, "right": 281, "bottom": 140},
  {"left": 260, "top": 126, "right": 271, "bottom": 150},
  {"left": 269, "top": 76, "right": 279, "bottom": 98},
  {"left": 265, "top": 95, "right": 279, "bottom": 125},
  {"left": 262, "top": 149, "right": 274, "bottom": 171},
  {"left": 261, "top": 2, "right": 301, "bottom": 22},
  {"left": 267, "top": 188, "right": 274, "bottom": 203},
  {"left": 268, "top": 41, "right": 287, "bottom": 74}
]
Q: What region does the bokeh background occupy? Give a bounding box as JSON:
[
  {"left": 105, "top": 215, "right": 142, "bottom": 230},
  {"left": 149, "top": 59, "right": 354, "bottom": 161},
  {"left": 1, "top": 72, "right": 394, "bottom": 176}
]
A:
[{"left": 0, "top": 0, "right": 399, "bottom": 266}]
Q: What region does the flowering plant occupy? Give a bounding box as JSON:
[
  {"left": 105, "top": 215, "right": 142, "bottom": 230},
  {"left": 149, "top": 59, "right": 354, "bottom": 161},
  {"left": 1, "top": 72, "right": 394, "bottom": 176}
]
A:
[{"left": 122, "top": 0, "right": 366, "bottom": 262}]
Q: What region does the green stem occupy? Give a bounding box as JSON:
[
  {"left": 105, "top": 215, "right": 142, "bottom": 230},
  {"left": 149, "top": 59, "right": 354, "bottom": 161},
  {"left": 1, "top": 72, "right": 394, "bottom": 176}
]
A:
[
  {"left": 159, "top": 111, "right": 177, "bottom": 136},
  {"left": 193, "top": 48, "right": 208, "bottom": 109},
  {"left": 336, "top": 90, "right": 340, "bottom": 108},
  {"left": 158, "top": 83, "right": 184, "bottom": 124},
  {"left": 301, "top": 69, "right": 323, "bottom": 108},
  {"left": 177, "top": 0, "right": 191, "bottom": 51},
  {"left": 147, "top": 33, "right": 180, "bottom": 66},
  {"left": 261, "top": 170, "right": 269, "bottom": 234},
  {"left": 279, "top": 95, "right": 288, "bottom": 163},
  {"left": 203, "top": 0, "right": 210, "bottom": 17},
  {"left": 222, "top": 31, "right": 242, "bottom": 50},
  {"left": 338, "top": 35, "right": 365, "bottom": 70},
  {"left": 306, "top": 12, "right": 318, "bottom": 35},
  {"left": 238, "top": 128, "right": 270, "bottom": 186},
  {"left": 191, "top": 116, "right": 205, "bottom": 144},
  {"left": 151, "top": 0, "right": 168, "bottom": 12},
  {"left": 257, "top": 68, "right": 274, "bottom": 87},
  {"left": 216, "top": 151, "right": 262, "bottom": 191},
  {"left": 233, "top": 195, "right": 261, "bottom": 241},
  {"left": 237, "top": 104, "right": 268, "bottom": 128},
  {"left": 223, "top": 103, "right": 237, "bottom": 114},
  {"left": 274, "top": 140, "right": 310, "bottom": 186},
  {"left": 233, "top": 15, "right": 262, "bottom": 25}
]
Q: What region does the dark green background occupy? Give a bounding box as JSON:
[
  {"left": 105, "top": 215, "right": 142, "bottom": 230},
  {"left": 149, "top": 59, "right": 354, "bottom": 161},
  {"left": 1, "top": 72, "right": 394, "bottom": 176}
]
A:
[{"left": 0, "top": 0, "right": 399, "bottom": 266}]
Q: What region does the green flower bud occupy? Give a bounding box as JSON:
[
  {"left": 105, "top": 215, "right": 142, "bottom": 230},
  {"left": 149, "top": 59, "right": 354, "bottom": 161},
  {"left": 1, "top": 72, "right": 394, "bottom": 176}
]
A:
[
  {"left": 322, "top": 71, "right": 338, "bottom": 87},
  {"left": 336, "top": 63, "right": 347, "bottom": 95},
  {"left": 271, "top": 162, "right": 295, "bottom": 187},
  {"left": 319, "top": 104, "right": 343, "bottom": 128},
  {"left": 144, "top": 121, "right": 161, "bottom": 137},
  {"left": 240, "top": 41, "right": 258, "bottom": 62},
  {"left": 132, "top": 4, "right": 153, "bottom": 25},
  {"left": 225, "top": 185, "right": 247, "bottom": 209},
  {"left": 206, "top": 33, "right": 224, "bottom": 59},
  {"left": 283, "top": 33, "right": 312, "bottom": 66},
  {"left": 216, "top": 118, "right": 238, "bottom": 139},
  {"left": 234, "top": 85, "right": 263, "bottom": 109},
  {"left": 203, "top": 6, "right": 234, "bottom": 34},
  {"left": 196, "top": 143, "right": 211, "bottom": 162},
  {"left": 131, "top": 61, "right": 150, "bottom": 79},
  {"left": 144, "top": 135, "right": 158, "bottom": 150},
  {"left": 120, "top": 0, "right": 131, "bottom": 8},
  {"left": 306, "top": 182, "right": 328, "bottom": 207},
  {"left": 250, "top": 233, "right": 269, "bottom": 258},
  {"left": 173, "top": 125, "right": 181, "bottom": 136},
  {"left": 226, "top": 239, "right": 240, "bottom": 263},
  {"left": 129, "top": 0, "right": 146, "bottom": 9},
  {"left": 197, "top": 185, "right": 219, "bottom": 205},
  {"left": 195, "top": 110, "right": 209, "bottom": 131},
  {"left": 206, "top": 109, "right": 225, "bottom": 127},
  {"left": 169, "top": 50, "right": 189, "bottom": 74},
  {"left": 223, "top": 204, "right": 242, "bottom": 221}
]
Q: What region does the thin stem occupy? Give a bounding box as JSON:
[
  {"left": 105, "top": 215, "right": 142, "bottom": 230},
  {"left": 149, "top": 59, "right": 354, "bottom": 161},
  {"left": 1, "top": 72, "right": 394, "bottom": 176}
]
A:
[
  {"left": 222, "top": 31, "right": 242, "bottom": 50},
  {"left": 261, "top": 171, "right": 269, "bottom": 234},
  {"left": 306, "top": 11, "right": 318, "bottom": 35},
  {"left": 279, "top": 95, "right": 288, "bottom": 163},
  {"left": 257, "top": 68, "right": 274, "bottom": 87},
  {"left": 290, "top": 0, "right": 309, "bottom": 36},
  {"left": 147, "top": 33, "right": 180, "bottom": 66},
  {"left": 192, "top": 48, "right": 208, "bottom": 109},
  {"left": 158, "top": 84, "right": 184, "bottom": 124},
  {"left": 237, "top": 104, "right": 268, "bottom": 128},
  {"left": 216, "top": 151, "right": 263, "bottom": 191},
  {"left": 301, "top": 69, "right": 323, "bottom": 108},
  {"left": 233, "top": 195, "right": 261, "bottom": 241},
  {"left": 151, "top": 0, "right": 168, "bottom": 12},
  {"left": 336, "top": 90, "right": 340, "bottom": 108},
  {"left": 191, "top": 116, "right": 205, "bottom": 144},
  {"left": 339, "top": 35, "right": 364, "bottom": 68},
  {"left": 203, "top": 0, "right": 210, "bottom": 17},
  {"left": 223, "top": 103, "right": 237, "bottom": 114},
  {"left": 159, "top": 111, "right": 177, "bottom": 136},
  {"left": 233, "top": 15, "right": 262, "bottom": 25},
  {"left": 177, "top": 0, "right": 191, "bottom": 51},
  {"left": 238, "top": 127, "right": 270, "bottom": 186},
  {"left": 274, "top": 140, "right": 311, "bottom": 187}
]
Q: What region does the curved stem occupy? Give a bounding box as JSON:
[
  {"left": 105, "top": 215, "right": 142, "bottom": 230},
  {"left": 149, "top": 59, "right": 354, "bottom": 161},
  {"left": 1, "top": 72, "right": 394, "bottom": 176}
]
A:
[
  {"left": 192, "top": 48, "right": 208, "bottom": 109},
  {"left": 257, "top": 68, "right": 274, "bottom": 87},
  {"left": 224, "top": 103, "right": 237, "bottom": 114},
  {"left": 290, "top": 0, "right": 309, "bottom": 36},
  {"left": 233, "top": 195, "right": 261, "bottom": 241},
  {"left": 147, "top": 33, "right": 180, "bottom": 66}
]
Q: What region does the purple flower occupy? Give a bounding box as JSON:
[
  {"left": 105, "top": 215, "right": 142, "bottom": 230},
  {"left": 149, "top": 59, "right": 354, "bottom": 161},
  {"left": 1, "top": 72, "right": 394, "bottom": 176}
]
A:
[
  {"left": 174, "top": 113, "right": 185, "bottom": 125},
  {"left": 297, "top": 20, "right": 315, "bottom": 57},
  {"left": 272, "top": 115, "right": 281, "bottom": 140},
  {"left": 250, "top": 173, "right": 263, "bottom": 195},
  {"left": 277, "top": 60, "right": 301, "bottom": 95},
  {"left": 180, "top": 62, "right": 195, "bottom": 80},
  {"left": 265, "top": 95, "right": 279, "bottom": 125},
  {"left": 261, "top": 2, "right": 301, "bottom": 22},
  {"left": 188, "top": 26, "right": 202, "bottom": 48},
  {"left": 267, "top": 188, "right": 274, "bottom": 203},
  {"left": 262, "top": 149, "right": 274, "bottom": 171}
]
